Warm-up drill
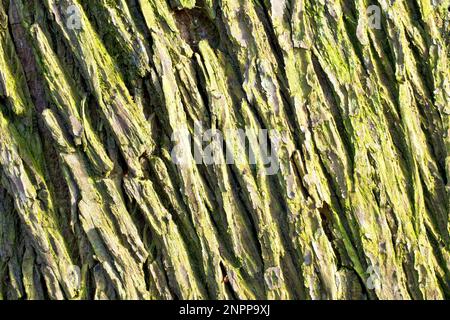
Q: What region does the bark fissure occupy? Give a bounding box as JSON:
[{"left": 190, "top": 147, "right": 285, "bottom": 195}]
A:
[{"left": 0, "top": 0, "right": 448, "bottom": 300}]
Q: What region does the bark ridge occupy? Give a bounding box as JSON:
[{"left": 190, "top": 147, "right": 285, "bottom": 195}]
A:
[{"left": 0, "top": 0, "right": 449, "bottom": 300}]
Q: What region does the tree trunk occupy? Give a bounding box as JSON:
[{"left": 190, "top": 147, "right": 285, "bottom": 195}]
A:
[{"left": 0, "top": 0, "right": 449, "bottom": 300}]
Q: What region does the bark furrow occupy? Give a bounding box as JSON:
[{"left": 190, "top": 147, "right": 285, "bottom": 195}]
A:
[{"left": 0, "top": 0, "right": 449, "bottom": 300}]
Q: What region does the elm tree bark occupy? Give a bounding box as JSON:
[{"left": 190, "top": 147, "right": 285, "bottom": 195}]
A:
[{"left": 0, "top": 0, "right": 449, "bottom": 300}]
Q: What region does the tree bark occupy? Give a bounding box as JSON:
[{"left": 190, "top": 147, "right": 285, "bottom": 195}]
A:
[{"left": 0, "top": 0, "right": 449, "bottom": 300}]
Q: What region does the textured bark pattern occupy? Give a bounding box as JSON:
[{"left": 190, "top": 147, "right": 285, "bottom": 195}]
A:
[{"left": 0, "top": 0, "right": 449, "bottom": 300}]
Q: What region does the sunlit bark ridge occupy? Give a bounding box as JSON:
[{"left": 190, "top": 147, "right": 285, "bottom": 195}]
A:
[{"left": 0, "top": 0, "right": 449, "bottom": 299}]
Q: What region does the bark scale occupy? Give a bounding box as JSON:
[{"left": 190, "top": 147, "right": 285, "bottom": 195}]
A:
[{"left": 0, "top": 0, "right": 449, "bottom": 300}]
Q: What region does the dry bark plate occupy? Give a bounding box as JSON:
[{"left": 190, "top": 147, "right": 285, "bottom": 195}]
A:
[{"left": 0, "top": 0, "right": 449, "bottom": 300}]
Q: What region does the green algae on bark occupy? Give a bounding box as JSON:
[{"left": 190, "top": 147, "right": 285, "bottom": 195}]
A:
[{"left": 0, "top": 0, "right": 449, "bottom": 300}]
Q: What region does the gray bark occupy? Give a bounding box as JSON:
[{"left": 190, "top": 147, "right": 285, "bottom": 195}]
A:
[{"left": 0, "top": 0, "right": 449, "bottom": 300}]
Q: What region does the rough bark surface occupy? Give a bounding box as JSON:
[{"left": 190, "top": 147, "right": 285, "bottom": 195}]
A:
[{"left": 0, "top": 0, "right": 449, "bottom": 300}]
